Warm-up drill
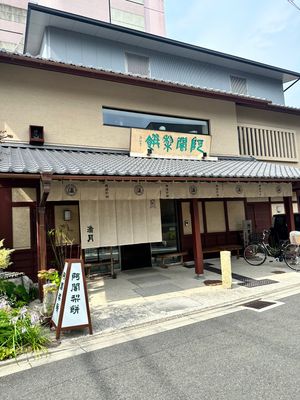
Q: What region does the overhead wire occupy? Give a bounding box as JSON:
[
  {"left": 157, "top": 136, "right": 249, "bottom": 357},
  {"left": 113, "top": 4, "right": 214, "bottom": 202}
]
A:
[{"left": 287, "top": 0, "right": 300, "bottom": 11}]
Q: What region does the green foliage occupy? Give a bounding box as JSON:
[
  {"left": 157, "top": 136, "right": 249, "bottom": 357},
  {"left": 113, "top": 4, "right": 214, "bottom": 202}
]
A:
[
  {"left": 0, "top": 239, "right": 14, "bottom": 270},
  {"left": 37, "top": 269, "right": 61, "bottom": 289},
  {"left": 0, "top": 305, "right": 49, "bottom": 361},
  {"left": 0, "top": 280, "right": 37, "bottom": 307}
]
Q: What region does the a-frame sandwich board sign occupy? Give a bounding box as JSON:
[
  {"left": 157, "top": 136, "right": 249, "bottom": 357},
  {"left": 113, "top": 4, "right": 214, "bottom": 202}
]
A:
[{"left": 51, "top": 259, "right": 93, "bottom": 340}]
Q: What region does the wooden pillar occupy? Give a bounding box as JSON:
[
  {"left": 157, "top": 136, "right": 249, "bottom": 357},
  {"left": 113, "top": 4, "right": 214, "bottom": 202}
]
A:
[
  {"left": 296, "top": 190, "right": 300, "bottom": 213},
  {"left": 37, "top": 174, "right": 52, "bottom": 297},
  {"left": 37, "top": 206, "right": 47, "bottom": 269},
  {"left": 190, "top": 199, "right": 204, "bottom": 275},
  {"left": 283, "top": 196, "right": 295, "bottom": 233},
  {"left": 0, "top": 187, "right": 13, "bottom": 248}
]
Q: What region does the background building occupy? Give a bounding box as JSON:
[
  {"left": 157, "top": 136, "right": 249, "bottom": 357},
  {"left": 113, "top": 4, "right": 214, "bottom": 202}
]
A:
[{"left": 0, "top": 0, "right": 166, "bottom": 51}]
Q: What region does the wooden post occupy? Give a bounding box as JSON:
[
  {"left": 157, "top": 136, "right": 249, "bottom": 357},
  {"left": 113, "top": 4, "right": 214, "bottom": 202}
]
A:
[
  {"left": 296, "top": 190, "right": 300, "bottom": 213},
  {"left": 190, "top": 199, "right": 204, "bottom": 276},
  {"left": 284, "top": 196, "right": 295, "bottom": 233},
  {"left": 37, "top": 174, "right": 52, "bottom": 298}
]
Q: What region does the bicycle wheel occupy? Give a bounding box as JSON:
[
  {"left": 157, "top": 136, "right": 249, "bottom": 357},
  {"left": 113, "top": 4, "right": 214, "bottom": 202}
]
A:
[
  {"left": 284, "top": 244, "right": 300, "bottom": 271},
  {"left": 244, "top": 244, "right": 267, "bottom": 266}
]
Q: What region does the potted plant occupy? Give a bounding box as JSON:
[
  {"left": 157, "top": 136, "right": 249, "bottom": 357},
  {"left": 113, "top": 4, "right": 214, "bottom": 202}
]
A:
[{"left": 37, "top": 269, "right": 61, "bottom": 317}]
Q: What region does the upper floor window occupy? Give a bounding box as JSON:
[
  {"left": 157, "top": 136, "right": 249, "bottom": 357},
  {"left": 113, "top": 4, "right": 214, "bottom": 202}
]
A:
[
  {"left": 230, "top": 76, "right": 248, "bottom": 95},
  {"left": 111, "top": 9, "right": 145, "bottom": 31},
  {"left": 0, "top": 4, "right": 26, "bottom": 24},
  {"left": 238, "top": 124, "right": 298, "bottom": 162},
  {"left": 126, "top": 53, "right": 150, "bottom": 77},
  {"left": 103, "top": 108, "right": 209, "bottom": 135}
]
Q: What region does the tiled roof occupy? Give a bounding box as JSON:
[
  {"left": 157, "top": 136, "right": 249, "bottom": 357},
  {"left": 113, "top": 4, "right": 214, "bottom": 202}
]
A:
[
  {"left": 0, "top": 49, "right": 270, "bottom": 103},
  {"left": 2, "top": 51, "right": 300, "bottom": 116},
  {"left": 1, "top": 144, "right": 300, "bottom": 180}
]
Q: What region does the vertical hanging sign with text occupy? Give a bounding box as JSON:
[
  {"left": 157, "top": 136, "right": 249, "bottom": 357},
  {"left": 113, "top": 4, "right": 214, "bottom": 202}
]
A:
[{"left": 51, "top": 259, "right": 93, "bottom": 340}]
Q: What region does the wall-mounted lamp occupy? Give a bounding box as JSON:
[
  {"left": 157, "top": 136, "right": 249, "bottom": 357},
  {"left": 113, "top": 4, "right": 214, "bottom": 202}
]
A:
[
  {"left": 63, "top": 209, "right": 72, "bottom": 221},
  {"left": 158, "top": 125, "right": 166, "bottom": 131}
]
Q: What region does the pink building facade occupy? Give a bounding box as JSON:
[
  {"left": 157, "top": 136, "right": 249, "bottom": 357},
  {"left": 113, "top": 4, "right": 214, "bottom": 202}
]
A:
[{"left": 0, "top": 0, "right": 165, "bottom": 51}]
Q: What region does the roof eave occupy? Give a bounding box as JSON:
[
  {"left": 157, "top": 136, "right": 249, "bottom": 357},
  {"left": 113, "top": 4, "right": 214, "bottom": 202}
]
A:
[
  {"left": 25, "top": 2, "right": 300, "bottom": 83},
  {"left": 0, "top": 172, "right": 298, "bottom": 183},
  {"left": 0, "top": 51, "right": 271, "bottom": 107}
]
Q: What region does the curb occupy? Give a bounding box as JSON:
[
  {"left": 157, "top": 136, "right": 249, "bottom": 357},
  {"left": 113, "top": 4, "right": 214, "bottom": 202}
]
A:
[{"left": 1, "top": 281, "right": 300, "bottom": 370}]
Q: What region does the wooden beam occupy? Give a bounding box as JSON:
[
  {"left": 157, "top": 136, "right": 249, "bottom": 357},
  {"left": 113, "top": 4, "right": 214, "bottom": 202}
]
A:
[
  {"left": 190, "top": 199, "right": 204, "bottom": 275},
  {"left": 0, "top": 173, "right": 299, "bottom": 184},
  {"left": 40, "top": 174, "right": 52, "bottom": 207},
  {"left": 284, "top": 196, "right": 295, "bottom": 233}
]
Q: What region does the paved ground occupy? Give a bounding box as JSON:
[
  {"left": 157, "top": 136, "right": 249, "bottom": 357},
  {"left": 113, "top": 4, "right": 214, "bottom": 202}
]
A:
[
  {"left": 2, "top": 292, "right": 300, "bottom": 400},
  {"left": 86, "top": 256, "right": 300, "bottom": 335},
  {"left": 2, "top": 255, "right": 300, "bottom": 376}
]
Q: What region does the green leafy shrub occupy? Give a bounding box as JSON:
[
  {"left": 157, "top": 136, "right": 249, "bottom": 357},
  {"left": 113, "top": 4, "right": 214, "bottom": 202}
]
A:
[
  {"left": 37, "top": 269, "right": 61, "bottom": 289},
  {"left": 0, "top": 301, "right": 50, "bottom": 360},
  {"left": 0, "top": 239, "right": 14, "bottom": 270},
  {"left": 0, "top": 280, "right": 37, "bottom": 307}
]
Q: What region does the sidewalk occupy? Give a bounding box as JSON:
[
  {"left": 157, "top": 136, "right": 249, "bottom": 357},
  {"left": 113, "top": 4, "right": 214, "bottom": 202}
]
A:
[
  {"left": 2, "top": 257, "right": 300, "bottom": 376},
  {"left": 86, "top": 257, "right": 300, "bottom": 334}
]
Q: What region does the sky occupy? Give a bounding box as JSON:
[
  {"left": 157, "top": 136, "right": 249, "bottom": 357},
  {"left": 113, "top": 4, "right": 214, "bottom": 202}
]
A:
[{"left": 164, "top": 0, "right": 300, "bottom": 107}]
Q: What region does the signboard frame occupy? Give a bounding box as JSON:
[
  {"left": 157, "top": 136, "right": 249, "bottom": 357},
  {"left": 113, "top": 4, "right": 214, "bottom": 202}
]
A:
[
  {"left": 51, "top": 259, "right": 93, "bottom": 340},
  {"left": 130, "top": 128, "right": 211, "bottom": 160}
]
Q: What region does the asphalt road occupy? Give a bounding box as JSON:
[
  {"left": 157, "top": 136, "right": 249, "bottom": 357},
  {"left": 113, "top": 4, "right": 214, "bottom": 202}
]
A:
[{"left": 2, "top": 293, "right": 300, "bottom": 400}]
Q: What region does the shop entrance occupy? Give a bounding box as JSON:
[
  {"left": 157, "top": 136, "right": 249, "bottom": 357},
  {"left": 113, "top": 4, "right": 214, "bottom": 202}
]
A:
[{"left": 121, "top": 243, "right": 152, "bottom": 270}]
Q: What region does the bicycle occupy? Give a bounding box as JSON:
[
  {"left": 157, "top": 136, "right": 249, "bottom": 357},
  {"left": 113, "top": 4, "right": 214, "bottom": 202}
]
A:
[{"left": 244, "top": 229, "right": 300, "bottom": 271}]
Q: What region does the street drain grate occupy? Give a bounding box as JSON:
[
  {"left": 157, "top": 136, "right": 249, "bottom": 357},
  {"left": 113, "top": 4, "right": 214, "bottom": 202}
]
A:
[
  {"left": 204, "top": 266, "right": 279, "bottom": 288},
  {"left": 271, "top": 270, "right": 286, "bottom": 274},
  {"left": 238, "top": 279, "right": 278, "bottom": 288},
  {"left": 242, "top": 299, "right": 283, "bottom": 312},
  {"left": 203, "top": 280, "right": 222, "bottom": 286}
]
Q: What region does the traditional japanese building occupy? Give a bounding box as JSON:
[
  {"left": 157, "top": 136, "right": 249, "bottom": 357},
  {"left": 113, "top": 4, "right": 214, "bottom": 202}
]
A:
[{"left": 1, "top": 3, "right": 300, "bottom": 281}]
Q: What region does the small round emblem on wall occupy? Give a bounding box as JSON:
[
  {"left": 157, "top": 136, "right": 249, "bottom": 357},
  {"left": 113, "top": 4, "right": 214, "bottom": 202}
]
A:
[
  {"left": 65, "top": 183, "right": 77, "bottom": 196},
  {"left": 134, "top": 184, "right": 144, "bottom": 196},
  {"left": 235, "top": 184, "right": 243, "bottom": 195},
  {"left": 189, "top": 184, "right": 198, "bottom": 196},
  {"left": 276, "top": 185, "right": 282, "bottom": 194}
]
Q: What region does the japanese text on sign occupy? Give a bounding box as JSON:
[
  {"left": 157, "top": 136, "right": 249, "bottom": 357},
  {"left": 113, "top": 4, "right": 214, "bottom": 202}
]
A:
[
  {"left": 52, "top": 262, "right": 89, "bottom": 328},
  {"left": 130, "top": 128, "right": 211, "bottom": 160}
]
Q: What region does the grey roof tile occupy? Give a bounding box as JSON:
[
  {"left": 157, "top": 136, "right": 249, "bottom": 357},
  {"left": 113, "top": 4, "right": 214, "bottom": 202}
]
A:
[{"left": 0, "top": 144, "right": 300, "bottom": 181}]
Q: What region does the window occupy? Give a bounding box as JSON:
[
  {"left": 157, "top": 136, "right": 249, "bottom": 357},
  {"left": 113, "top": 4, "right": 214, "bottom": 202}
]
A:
[
  {"left": 227, "top": 201, "right": 245, "bottom": 231},
  {"left": 103, "top": 108, "right": 209, "bottom": 135},
  {"left": 205, "top": 202, "right": 226, "bottom": 233},
  {"left": 151, "top": 200, "right": 179, "bottom": 255},
  {"left": 230, "top": 76, "right": 247, "bottom": 95},
  {"left": 126, "top": 53, "right": 149, "bottom": 76},
  {"left": 111, "top": 9, "right": 145, "bottom": 31},
  {"left": 238, "top": 124, "right": 297, "bottom": 161},
  {"left": 0, "top": 4, "right": 26, "bottom": 24},
  {"left": 84, "top": 247, "right": 120, "bottom": 266},
  {"left": 12, "top": 207, "right": 31, "bottom": 250}
]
